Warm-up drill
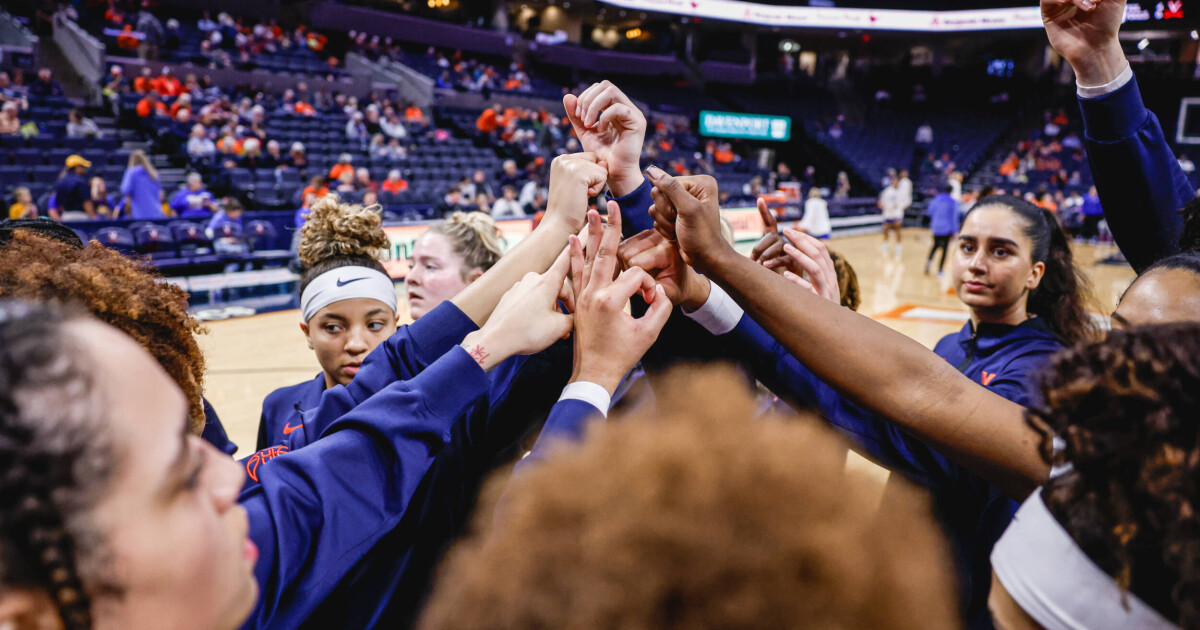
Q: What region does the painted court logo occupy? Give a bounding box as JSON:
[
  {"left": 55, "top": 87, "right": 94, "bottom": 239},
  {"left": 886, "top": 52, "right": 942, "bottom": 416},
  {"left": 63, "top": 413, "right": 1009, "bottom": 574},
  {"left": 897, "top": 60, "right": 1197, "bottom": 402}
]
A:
[{"left": 246, "top": 445, "right": 290, "bottom": 482}]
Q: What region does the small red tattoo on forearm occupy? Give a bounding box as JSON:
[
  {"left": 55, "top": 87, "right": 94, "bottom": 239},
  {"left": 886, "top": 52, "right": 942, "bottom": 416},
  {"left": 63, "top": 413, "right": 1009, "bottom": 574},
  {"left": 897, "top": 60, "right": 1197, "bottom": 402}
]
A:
[{"left": 468, "top": 345, "right": 490, "bottom": 366}]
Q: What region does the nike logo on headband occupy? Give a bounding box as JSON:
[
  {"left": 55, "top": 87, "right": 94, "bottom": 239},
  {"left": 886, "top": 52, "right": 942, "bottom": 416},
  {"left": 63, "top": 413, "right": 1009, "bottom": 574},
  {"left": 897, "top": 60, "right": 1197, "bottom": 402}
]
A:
[{"left": 336, "top": 277, "right": 370, "bottom": 287}]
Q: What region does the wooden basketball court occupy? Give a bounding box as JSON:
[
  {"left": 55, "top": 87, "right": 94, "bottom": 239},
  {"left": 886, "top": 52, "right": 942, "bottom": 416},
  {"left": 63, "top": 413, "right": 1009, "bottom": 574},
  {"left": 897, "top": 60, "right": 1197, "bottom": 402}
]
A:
[{"left": 201, "top": 229, "right": 1137, "bottom": 460}]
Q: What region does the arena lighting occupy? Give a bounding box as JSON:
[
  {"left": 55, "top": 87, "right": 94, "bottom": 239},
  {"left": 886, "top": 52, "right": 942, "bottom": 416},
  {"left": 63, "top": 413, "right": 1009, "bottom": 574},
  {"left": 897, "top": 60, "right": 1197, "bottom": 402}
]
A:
[
  {"left": 626, "top": 28, "right": 643, "bottom": 38},
  {"left": 1192, "top": 29, "right": 1199, "bottom": 39},
  {"left": 598, "top": 0, "right": 1051, "bottom": 32},
  {"left": 1138, "top": 37, "right": 1151, "bottom": 49}
]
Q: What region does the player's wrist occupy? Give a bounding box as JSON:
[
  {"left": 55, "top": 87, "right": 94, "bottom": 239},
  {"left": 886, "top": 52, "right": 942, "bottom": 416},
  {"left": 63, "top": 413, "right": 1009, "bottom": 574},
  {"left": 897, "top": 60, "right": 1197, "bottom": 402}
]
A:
[
  {"left": 460, "top": 330, "right": 508, "bottom": 372},
  {"left": 570, "top": 361, "right": 625, "bottom": 397},
  {"left": 606, "top": 169, "right": 645, "bottom": 199},
  {"left": 1069, "top": 43, "right": 1127, "bottom": 88}
]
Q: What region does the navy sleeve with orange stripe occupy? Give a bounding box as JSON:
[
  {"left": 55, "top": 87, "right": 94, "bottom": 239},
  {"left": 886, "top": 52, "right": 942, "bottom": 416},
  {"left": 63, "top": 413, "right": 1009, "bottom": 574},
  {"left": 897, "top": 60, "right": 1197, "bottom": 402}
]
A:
[{"left": 238, "top": 346, "right": 490, "bottom": 630}]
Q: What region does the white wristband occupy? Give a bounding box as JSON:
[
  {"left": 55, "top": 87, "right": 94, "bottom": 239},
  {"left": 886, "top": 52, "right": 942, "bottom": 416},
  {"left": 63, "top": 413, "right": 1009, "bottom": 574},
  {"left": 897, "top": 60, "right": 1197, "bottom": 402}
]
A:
[
  {"left": 683, "top": 282, "right": 744, "bottom": 336},
  {"left": 558, "top": 381, "right": 612, "bottom": 418}
]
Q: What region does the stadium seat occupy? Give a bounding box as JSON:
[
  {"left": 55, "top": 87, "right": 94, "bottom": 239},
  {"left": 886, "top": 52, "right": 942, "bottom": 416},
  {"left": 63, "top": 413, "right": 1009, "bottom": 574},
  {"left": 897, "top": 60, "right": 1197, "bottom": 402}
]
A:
[{"left": 93, "top": 227, "right": 137, "bottom": 255}]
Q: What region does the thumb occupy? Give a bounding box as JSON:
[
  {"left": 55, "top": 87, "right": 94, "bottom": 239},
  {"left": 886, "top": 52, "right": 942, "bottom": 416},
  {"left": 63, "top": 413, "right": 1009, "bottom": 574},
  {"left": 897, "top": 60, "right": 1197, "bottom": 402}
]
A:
[
  {"left": 645, "top": 165, "right": 690, "bottom": 208},
  {"left": 637, "top": 284, "right": 673, "bottom": 340}
]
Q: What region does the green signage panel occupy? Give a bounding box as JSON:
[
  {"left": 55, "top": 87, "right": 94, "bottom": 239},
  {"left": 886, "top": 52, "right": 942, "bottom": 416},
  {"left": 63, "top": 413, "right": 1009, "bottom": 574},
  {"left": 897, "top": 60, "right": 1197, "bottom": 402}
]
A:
[{"left": 699, "top": 110, "right": 792, "bottom": 142}]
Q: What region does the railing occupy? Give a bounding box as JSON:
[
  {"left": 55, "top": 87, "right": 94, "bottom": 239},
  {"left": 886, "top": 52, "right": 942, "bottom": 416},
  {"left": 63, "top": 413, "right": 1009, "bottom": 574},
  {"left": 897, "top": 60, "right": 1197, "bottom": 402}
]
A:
[{"left": 52, "top": 12, "right": 103, "bottom": 102}]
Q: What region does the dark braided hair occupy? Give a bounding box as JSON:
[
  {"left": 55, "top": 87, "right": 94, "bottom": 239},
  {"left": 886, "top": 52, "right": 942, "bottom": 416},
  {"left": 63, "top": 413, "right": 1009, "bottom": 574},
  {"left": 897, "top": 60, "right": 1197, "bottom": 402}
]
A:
[
  {"left": 0, "top": 300, "right": 116, "bottom": 630},
  {"left": 1137, "top": 197, "right": 1200, "bottom": 280},
  {"left": 966, "top": 195, "right": 1097, "bottom": 344},
  {"left": 1026, "top": 324, "right": 1200, "bottom": 629}
]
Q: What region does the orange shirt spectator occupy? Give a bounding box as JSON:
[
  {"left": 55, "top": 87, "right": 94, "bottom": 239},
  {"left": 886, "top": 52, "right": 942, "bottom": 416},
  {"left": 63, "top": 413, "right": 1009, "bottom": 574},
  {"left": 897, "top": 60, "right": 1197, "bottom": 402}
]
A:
[
  {"left": 154, "top": 75, "right": 182, "bottom": 98},
  {"left": 168, "top": 101, "right": 190, "bottom": 119},
  {"left": 714, "top": 147, "right": 735, "bottom": 164},
  {"left": 405, "top": 105, "right": 425, "bottom": 123},
  {"left": 133, "top": 74, "right": 155, "bottom": 93},
  {"left": 504, "top": 77, "right": 522, "bottom": 91},
  {"left": 302, "top": 185, "right": 329, "bottom": 208},
  {"left": 998, "top": 155, "right": 1019, "bottom": 177},
  {"left": 476, "top": 108, "right": 500, "bottom": 134},
  {"left": 136, "top": 97, "right": 167, "bottom": 118},
  {"left": 382, "top": 177, "right": 409, "bottom": 194},
  {"left": 294, "top": 101, "right": 315, "bottom": 117},
  {"left": 1035, "top": 197, "right": 1058, "bottom": 212},
  {"left": 117, "top": 25, "right": 139, "bottom": 51},
  {"left": 216, "top": 136, "right": 244, "bottom": 155},
  {"left": 329, "top": 163, "right": 354, "bottom": 181}
]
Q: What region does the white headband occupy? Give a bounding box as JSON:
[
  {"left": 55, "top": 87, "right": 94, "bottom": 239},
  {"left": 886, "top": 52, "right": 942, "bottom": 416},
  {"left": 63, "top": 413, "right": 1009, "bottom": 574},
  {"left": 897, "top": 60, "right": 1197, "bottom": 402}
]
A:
[
  {"left": 991, "top": 490, "right": 1179, "bottom": 630},
  {"left": 300, "top": 266, "right": 397, "bottom": 322}
]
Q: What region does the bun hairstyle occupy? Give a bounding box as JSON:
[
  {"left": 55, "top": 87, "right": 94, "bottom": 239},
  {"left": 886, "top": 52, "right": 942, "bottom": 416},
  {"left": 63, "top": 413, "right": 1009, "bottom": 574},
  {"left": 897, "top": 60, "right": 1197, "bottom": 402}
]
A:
[
  {"left": 425, "top": 211, "right": 504, "bottom": 277},
  {"left": 0, "top": 300, "right": 113, "bottom": 630},
  {"left": 829, "top": 250, "right": 861, "bottom": 312},
  {"left": 298, "top": 194, "right": 391, "bottom": 295},
  {"left": 966, "top": 195, "right": 1097, "bottom": 344},
  {"left": 1027, "top": 324, "right": 1200, "bottom": 629}
]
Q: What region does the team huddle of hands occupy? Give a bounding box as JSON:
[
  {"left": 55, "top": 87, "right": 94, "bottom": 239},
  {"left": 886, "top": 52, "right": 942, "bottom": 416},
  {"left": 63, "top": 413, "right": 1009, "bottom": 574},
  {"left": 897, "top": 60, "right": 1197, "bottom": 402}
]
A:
[{"left": 463, "top": 80, "right": 844, "bottom": 395}]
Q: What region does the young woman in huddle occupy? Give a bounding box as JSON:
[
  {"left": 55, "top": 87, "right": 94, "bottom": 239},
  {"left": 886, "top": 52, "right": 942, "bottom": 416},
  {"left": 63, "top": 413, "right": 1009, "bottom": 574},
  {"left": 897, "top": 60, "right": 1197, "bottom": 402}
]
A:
[
  {"left": 635, "top": 180, "right": 1094, "bottom": 630},
  {"left": 0, "top": 219, "right": 237, "bottom": 455},
  {"left": 256, "top": 194, "right": 399, "bottom": 450},
  {"left": 405, "top": 211, "right": 504, "bottom": 320}
]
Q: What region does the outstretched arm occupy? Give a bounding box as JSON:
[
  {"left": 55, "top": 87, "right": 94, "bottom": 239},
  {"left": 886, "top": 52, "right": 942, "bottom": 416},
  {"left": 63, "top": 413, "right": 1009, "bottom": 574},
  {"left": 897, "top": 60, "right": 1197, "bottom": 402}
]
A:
[
  {"left": 1044, "top": 0, "right": 1192, "bottom": 271},
  {"left": 647, "top": 167, "right": 1045, "bottom": 499}
]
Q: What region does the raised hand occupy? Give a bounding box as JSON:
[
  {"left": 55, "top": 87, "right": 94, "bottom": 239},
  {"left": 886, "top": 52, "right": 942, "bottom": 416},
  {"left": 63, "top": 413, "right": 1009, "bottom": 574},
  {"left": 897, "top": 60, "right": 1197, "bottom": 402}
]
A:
[
  {"left": 563, "top": 81, "right": 647, "bottom": 198},
  {"left": 544, "top": 153, "right": 609, "bottom": 233},
  {"left": 1042, "top": 0, "right": 1127, "bottom": 86},
  {"left": 777, "top": 229, "right": 841, "bottom": 304},
  {"left": 645, "top": 167, "right": 734, "bottom": 274},
  {"left": 460, "top": 247, "right": 574, "bottom": 371},
  {"left": 569, "top": 201, "right": 672, "bottom": 394},
  {"left": 618, "top": 228, "right": 710, "bottom": 310}
]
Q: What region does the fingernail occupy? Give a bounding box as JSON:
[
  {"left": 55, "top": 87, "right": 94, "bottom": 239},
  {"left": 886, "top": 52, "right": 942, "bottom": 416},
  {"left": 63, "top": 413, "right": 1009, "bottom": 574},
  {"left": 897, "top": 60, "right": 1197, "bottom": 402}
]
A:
[{"left": 645, "top": 165, "right": 665, "bottom": 181}]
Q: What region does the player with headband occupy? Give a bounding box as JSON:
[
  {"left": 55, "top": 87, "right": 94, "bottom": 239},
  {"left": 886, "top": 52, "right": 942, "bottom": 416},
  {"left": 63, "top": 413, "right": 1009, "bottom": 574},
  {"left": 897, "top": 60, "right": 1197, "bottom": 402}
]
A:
[{"left": 256, "top": 194, "right": 399, "bottom": 450}]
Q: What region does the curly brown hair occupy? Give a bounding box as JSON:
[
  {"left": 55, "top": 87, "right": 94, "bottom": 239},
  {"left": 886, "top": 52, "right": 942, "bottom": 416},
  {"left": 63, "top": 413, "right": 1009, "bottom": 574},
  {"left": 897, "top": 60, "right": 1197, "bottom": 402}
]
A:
[
  {"left": 0, "top": 232, "right": 208, "bottom": 433},
  {"left": 830, "top": 250, "right": 861, "bottom": 311},
  {"left": 419, "top": 366, "right": 960, "bottom": 630},
  {"left": 297, "top": 194, "right": 392, "bottom": 298},
  {"left": 1027, "top": 324, "right": 1200, "bottom": 629}
]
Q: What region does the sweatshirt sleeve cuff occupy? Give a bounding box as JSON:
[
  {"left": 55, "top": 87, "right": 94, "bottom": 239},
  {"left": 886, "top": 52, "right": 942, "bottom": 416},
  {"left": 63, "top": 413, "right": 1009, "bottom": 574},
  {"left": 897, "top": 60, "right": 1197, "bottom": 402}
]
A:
[
  {"left": 1076, "top": 63, "right": 1132, "bottom": 99},
  {"left": 1079, "top": 70, "right": 1148, "bottom": 142},
  {"left": 558, "top": 381, "right": 611, "bottom": 418},
  {"left": 683, "top": 282, "right": 744, "bottom": 336},
  {"left": 607, "top": 177, "right": 654, "bottom": 236}
]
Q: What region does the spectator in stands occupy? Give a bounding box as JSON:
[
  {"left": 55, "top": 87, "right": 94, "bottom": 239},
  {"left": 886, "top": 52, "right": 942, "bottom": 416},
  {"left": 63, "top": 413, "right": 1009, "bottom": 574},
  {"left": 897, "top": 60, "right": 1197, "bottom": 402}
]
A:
[
  {"left": 99, "top": 66, "right": 127, "bottom": 113},
  {"left": 301, "top": 175, "right": 328, "bottom": 209},
  {"left": 329, "top": 153, "right": 354, "bottom": 181},
  {"left": 0, "top": 72, "right": 27, "bottom": 105},
  {"left": 164, "top": 18, "right": 182, "bottom": 51},
  {"left": 834, "top": 171, "right": 851, "bottom": 200},
  {"left": 346, "top": 111, "right": 368, "bottom": 142},
  {"left": 29, "top": 68, "right": 63, "bottom": 98},
  {"left": 523, "top": 189, "right": 545, "bottom": 216},
  {"left": 136, "top": 1, "right": 164, "bottom": 60},
  {"left": 0, "top": 102, "right": 19, "bottom": 136},
  {"left": 799, "top": 187, "right": 831, "bottom": 240},
  {"left": 169, "top": 172, "right": 218, "bottom": 220},
  {"left": 434, "top": 187, "right": 464, "bottom": 218},
  {"left": 768, "top": 162, "right": 796, "bottom": 190},
  {"left": 361, "top": 190, "right": 379, "bottom": 207},
  {"left": 168, "top": 93, "right": 192, "bottom": 119},
  {"left": 368, "top": 134, "right": 394, "bottom": 161},
  {"left": 1080, "top": 186, "right": 1104, "bottom": 242},
  {"left": 354, "top": 168, "right": 377, "bottom": 194},
  {"left": 404, "top": 102, "right": 425, "bottom": 124},
  {"left": 476, "top": 103, "right": 503, "bottom": 135},
  {"left": 287, "top": 142, "right": 309, "bottom": 173},
  {"left": 133, "top": 67, "right": 154, "bottom": 93},
  {"left": 363, "top": 106, "right": 383, "bottom": 136},
  {"left": 490, "top": 185, "right": 524, "bottom": 219},
  {"left": 120, "top": 149, "right": 163, "bottom": 219},
  {"left": 197, "top": 10, "right": 217, "bottom": 33},
  {"left": 136, "top": 91, "right": 167, "bottom": 118},
  {"left": 53, "top": 155, "right": 95, "bottom": 221},
  {"left": 472, "top": 192, "right": 491, "bottom": 215},
  {"left": 7, "top": 187, "right": 37, "bottom": 219},
  {"left": 1035, "top": 190, "right": 1057, "bottom": 212},
  {"left": 186, "top": 124, "right": 216, "bottom": 166},
  {"left": 240, "top": 138, "right": 271, "bottom": 170},
  {"left": 154, "top": 67, "right": 182, "bottom": 98},
  {"left": 461, "top": 169, "right": 493, "bottom": 202},
  {"left": 497, "top": 159, "right": 524, "bottom": 190},
  {"left": 381, "top": 109, "right": 407, "bottom": 139},
  {"left": 66, "top": 109, "right": 100, "bottom": 139},
  {"left": 381, "top": 169, "right": 409, "bottom": 195},
  {"left": 207, "top": 197, "right": 244, "bottom": 234},
  {"left": 90, "top": 177, "right": 114, "bottom": 218},
  {"left": 334, "top": 170, "right": 356, "bottom": 195}
]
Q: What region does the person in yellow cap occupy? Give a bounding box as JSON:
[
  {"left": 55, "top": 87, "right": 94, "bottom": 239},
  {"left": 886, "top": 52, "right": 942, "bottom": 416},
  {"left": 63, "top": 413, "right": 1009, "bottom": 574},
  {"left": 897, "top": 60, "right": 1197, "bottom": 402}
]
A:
[{"left": 53, "top": 155, "right": 95, "bottom": 221}]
